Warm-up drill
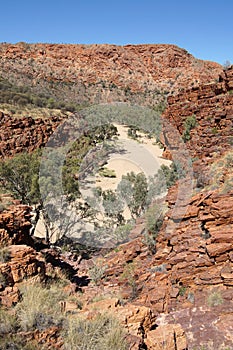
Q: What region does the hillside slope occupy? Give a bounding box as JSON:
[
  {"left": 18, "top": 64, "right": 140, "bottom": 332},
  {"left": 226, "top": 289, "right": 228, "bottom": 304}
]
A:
[{"left": 0, "top": 43, "right": 222, "bottom": 107}]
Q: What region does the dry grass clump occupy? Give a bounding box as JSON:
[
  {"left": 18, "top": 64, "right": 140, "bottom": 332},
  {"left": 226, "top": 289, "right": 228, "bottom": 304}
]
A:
[
  {"left": 0, "top": 334, "right": 41, "bottom": 350},
  {"left": 0, "top": 247, "right": 11, "bottom": 263},
  {"left": 0, "top": 307, "right": 17, "bottom": 334},
  {"left": 0, "top": 278, "right": 128, "bottom": 349},
  {"left": 63, "top": 313, "right": 128, "bottom": 350},
  {"left": 15, "top": 282, "right": 66, "bottom": 331}
]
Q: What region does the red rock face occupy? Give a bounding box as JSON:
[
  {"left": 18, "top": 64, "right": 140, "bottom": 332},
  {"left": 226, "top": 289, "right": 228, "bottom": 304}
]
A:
[
  {"left": 0, "top": 204, "right": 34, "bottom": 246},
  {"left": 0, "top": 112, "right": 62, "bottom": 158},
  {"left": 162, "top": 67, "right": 233, "bottom": 170},
  {"left": 75, "top": 67, "right": 233, "bottom": 348},
  {"left": 0, "top": 45, "right": 232, "bottom": 349},
  {"left": 0, "top": 43, "right": 222, "bottom": 105},
  {"left": 82, "top": 189, "right": 233, "bottom": 348}
]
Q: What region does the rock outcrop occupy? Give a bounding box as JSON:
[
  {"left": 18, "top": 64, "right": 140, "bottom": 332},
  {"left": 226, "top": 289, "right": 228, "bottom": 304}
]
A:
[
  {"left": 0, "top": 112, "right": 62, "bottom": 158},
  {"left": 0, "top": 245, "right": 46, "bottom": 306},
  {"left": 0, "top": 43, "right": 222, "bottom": 106},
  {"left": 145, "top": 323, "right": 187, "bottom": 350},
  {"left": 0, "top": 45, "right": 232, "bottom": 349},
  {"left": 162, "top": 66, "right": 233, "bottom": 181},
  {"left": 78, "top": 188, "right": 233, "bottom": 348},
  {"left": 0, "top": 204, "right": 34, "bottom": 246},
  {"left": 75, "top": 67, "right": 233, "bottom": 349}
]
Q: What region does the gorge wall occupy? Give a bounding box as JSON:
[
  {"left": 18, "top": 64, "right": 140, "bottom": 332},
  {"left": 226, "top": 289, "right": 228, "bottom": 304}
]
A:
[{"left": 0, "top": 45, "right": 233, "bottom": 349}]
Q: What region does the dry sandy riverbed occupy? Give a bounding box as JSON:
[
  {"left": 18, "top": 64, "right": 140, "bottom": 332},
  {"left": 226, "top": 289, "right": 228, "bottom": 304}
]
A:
[
  {"left": 85, "top": 123, "right": 171, "bottom": 192},
  {"left": 34, "top": 124, "right": 171, "bottom": 242}
]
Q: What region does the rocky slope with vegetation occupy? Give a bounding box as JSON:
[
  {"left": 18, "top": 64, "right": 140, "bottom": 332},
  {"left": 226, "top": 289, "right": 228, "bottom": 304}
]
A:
[
  {"left": 0, "top": 44, "right": 232, "bottom": 349},
  {"left": 0, "top": 42, "right": 221, "bottom": 109}
]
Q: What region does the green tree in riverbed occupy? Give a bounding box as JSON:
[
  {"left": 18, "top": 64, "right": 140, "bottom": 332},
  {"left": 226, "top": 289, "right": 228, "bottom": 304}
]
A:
[
  {"left": 0, "top": 124, "right": 118, "bottom": 243},
  {"left": 117, "top": 172, "right": 148, "bottom": 218}
]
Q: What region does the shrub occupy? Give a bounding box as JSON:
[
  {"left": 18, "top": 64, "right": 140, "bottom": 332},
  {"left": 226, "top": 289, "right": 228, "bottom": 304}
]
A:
[
  {"left": 15, "top": 282, "right": 66, "bottom": 331},
  {"left": 121, "top": 262, "right": 138, "bottom": 300},
  {"left": 63, "top": 313, "right": 128, "bottom": 350},
  {"left": 0, "top": 334, "right": 41, "bottom": 350},
  {"left": 0, "top": 247, "right": 11, "bottom": 263},
  {"left": 182, "top": 114, "right": 197, "bottom": 142},
  {"left": 0, "top": 307, "right": 18, "bottom": 334},
  {"left": 145, "top": 203, "right": 165, "bottom": 236},
  {"left": 113, "top": 222, "right": 134, "bottom": 243},
  {"left": 117, "top": 172, "right": 148, "bottom": 218},
  {"left": 178, "top": 286, "right": 187, "bottom": 297},
  {"left": 211, "top": 127, "right": 218, "bottom": 135},
  {"left": 143, "top": 203, "right": 167, "bottom": 253},
  {"left": 142, "top": 231, "right": 156, "bottom": 254},
  {"left": 127, "top": 127, "right": 138, "bottom": 139},
  {"left": 0, "top": 272, "right": 7, "bottom": 288},
  {"left": 207, "top": 290, "right": 223, "bottom": 307},
  {"left": 88, "top": 260, "right": 107, "bottom": 285},
  {"left": 207, "top": 150, "right": 233, "bottom": 192},
  {"left": 99, "top": 167, "right": 117, "bottom": 178},
  {"left": 151, "top": 161, "right": 186, "bottom": 195}
]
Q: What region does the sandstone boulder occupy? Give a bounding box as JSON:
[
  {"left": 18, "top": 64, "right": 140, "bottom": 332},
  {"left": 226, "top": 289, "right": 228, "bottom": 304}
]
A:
[{"left": 145, "top": 323, "right": 187, "bottom": 350}]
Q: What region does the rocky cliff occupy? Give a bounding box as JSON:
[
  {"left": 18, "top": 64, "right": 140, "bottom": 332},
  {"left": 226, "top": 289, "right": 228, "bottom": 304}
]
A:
[
  {"left": 0, "top": 43, "right": 222, "bottom": 106},
  {"left": 0, "top": 45, "right": 232, "bottom": 349},
  {"left": 75, "top": 67, "right": 233, "bottom": 348},
  {"left": 162, "top": 67, "right": 233, "bottom": 171},
  {"left": 0, "top": 111, "right": 62, "bottom": 157}
]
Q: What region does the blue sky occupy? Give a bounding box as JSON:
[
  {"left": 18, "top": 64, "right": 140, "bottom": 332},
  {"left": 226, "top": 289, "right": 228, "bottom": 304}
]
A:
[{"left": 1, "top": 0, "right": 232, "bottom": 64}]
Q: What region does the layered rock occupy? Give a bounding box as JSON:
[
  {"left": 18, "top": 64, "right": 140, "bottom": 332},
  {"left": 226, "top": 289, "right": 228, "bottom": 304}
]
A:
[
  {"left": 162, "top": 66, "right": 233, "bottom": 178},
  {"left": 83, "top": 188, "right": 233, "bottom": 348},
  {"left": 0, "top": 112, "right": 62, "bottom": 158},
  {"left": 0, "top": 204, "right": 34, "bottom": 246},
  {"left": 145, "top": 323, "right": 187, "bottom": 350},
  {"left": 0, "top": 45, "right": 232, "bottom": 349},
  {"left": 0, "top": 43, "right": 222, "bottom": 106},
  {"left": 0, "top": 245, "right": 46, "bottom": 306}
]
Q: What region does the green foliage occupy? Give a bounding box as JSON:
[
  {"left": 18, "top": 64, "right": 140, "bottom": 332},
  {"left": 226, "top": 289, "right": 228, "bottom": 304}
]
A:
[
  {"left": 207, "top": 150, "right": 233, "bottom": 193},
  {"left": 0, "top": 75, "right": 85, "bottom": 112},
  {"left": 178, "top": 286, "right": 187, "bottom": 296},
  {"left": 102, "top": 189, "right": 124, "bottom": 220},
  {"left": 182, "top": 114, "right": 197, "bottom": 142},
  {"left": 0, "top": 150, "right": 41, "bottom": 204},
  {"left": 0, "top": 334, "right": 41, "bottom": 350},
  {"left": 118, "top": 172, "right": 148, "bottom": 218},
  {"left": 148, "top": 161, "right": 186, "bottom": 198},
  {"left": 121, "top": 262, "right": 138, "bottom": 299},
  {"left": 63, "top": 313, "right": 128, "bottom": 350},
  {"left": 153, "top": 101, "right": 166, "bottom": 114},
  {"left": 211, "top": 127, "right": 218, "bottom": 135},
  {"left": 145, "top": 203, "right": 165, "bottom": 236},
  {"left": 88, "top": 260, "right": 107, "bottom": 285},
  {"left": 112, "top": 222, "right": 134, "bottom": 243},
  {"left": 99, "top": 167, "right": 117, "bottom": 178},
  {"left": 62, "top": 124, "right": 118, "bottom": 201},
  {"left": 142, "top": 231, "right": 156, "bottom": 254},
  {"left": 127, "top": 126, "right": 138, "bottom": 139},
  {"left": 142, "top": 203, "right": 166, "bottom": 253},
  {"left": 0, "top": 307, "right": 18, "bottom": 334},
  {"left": 0, "top": 273, "right": 6, "bottom": 288}
]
